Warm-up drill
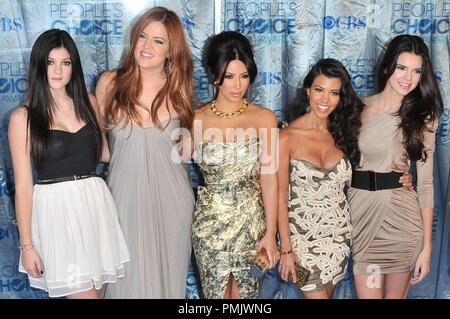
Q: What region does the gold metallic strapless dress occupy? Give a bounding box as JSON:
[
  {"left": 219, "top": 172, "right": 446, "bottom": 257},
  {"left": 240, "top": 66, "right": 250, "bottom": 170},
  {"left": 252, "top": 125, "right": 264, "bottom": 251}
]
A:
[{"left": 192, "top": 138, "right": 266, "bottom": 299}]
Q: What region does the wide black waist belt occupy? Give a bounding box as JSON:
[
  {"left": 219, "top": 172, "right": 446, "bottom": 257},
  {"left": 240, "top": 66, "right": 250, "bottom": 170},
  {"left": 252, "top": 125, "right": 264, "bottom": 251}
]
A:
[
  {"left": 37, "top": 172, "right": 98, "bottom": 185},
  {"left": 351, "top": 170, "right": 403, "bottom": 191}
]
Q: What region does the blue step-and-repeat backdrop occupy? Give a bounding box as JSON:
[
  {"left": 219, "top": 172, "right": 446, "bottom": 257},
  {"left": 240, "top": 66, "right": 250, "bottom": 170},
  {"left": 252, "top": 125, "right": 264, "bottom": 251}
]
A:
[{"left": 0, "top": 0, "right": 448, "bottom": 299}]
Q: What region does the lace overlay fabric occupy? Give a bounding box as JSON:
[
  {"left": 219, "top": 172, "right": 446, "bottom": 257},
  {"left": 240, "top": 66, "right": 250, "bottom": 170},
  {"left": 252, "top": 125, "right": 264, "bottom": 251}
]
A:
[{"left": 288, "top": 157, "right": 352, "bottom": 293}]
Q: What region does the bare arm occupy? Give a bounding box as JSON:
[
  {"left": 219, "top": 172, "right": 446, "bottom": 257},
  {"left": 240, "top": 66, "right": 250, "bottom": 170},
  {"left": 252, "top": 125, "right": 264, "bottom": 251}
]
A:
[
  {"left": 88, "top": 93, "right": 110, "bottom": 162},
  {"left": 277, "top": 129, "right": 298, "bottom": 282},
  {"left": 9, "top": 106, "right": 43, "bottom": 278},
  {"left": 95, "top": 70, "right": 115, "bottom": 113},
  {"left": 258, "top": 110, "right": 280, "bottom": 269}
]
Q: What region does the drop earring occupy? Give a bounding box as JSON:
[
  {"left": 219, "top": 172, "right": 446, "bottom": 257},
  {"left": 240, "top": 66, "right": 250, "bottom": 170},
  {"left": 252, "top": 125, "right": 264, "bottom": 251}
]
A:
[{"left": 306, "top": 94, "right": 311, "bottom": 113}]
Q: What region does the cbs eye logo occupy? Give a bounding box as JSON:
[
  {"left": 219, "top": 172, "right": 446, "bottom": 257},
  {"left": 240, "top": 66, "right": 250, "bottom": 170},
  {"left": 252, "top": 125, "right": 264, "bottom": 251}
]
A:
[
  {"left": 323, "top": 16, "right": 367, "bottom": 30},
  {"left": 0, "top": 77, "right": 27, "bottom": 94}
]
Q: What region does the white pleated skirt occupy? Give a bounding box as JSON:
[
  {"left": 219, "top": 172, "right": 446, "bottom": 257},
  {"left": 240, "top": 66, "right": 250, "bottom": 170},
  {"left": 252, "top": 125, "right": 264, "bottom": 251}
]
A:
[{"left": 18, "top": 176, "right": 130, "bottom": 298}]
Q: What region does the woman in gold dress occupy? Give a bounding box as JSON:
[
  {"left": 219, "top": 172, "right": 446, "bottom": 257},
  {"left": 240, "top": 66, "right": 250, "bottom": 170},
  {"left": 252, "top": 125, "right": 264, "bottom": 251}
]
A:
[{"left": 191, "top": 31, "right": 279, "bottom": 299}]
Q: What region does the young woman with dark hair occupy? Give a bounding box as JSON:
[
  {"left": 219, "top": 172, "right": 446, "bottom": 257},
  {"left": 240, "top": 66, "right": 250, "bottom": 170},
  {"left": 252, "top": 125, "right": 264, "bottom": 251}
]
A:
[
  {"left": 9, "top": 29, "right": 129, "bottom": 299},
  {"left": 191, "top": 31, "right": 279, "bottom": 299},
  {"left": 95, "top": 7, "right": 195, "bottom": 298},
  {"left": 348, "top": 34, "right": 443, "bottom": 299},
  {"left": 277, "top": 58, "right": 365, "bottom": 299}
]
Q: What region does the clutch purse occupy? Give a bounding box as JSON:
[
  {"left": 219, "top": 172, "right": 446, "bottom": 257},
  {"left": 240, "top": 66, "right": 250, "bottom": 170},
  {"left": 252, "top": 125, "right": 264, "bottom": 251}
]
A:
[
  {"left": 251, "top": 248, "right": 270, "bottom": 278},
  {"left": 288, "top": 262, "right": 310, "bottom": 288},
  {"left": 251, "top": 248, "right": 310, "bottom": 288}
]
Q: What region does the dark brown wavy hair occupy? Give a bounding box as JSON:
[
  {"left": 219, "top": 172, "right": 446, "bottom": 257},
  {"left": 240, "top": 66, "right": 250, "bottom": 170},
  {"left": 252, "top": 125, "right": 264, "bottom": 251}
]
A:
[
  {"left": 377, "top": 35, "right": 443, "bottom": 162},
  {"left": 104, "top": 6, "right": 195, "bottom": 131},
  {"left": 285, "top": 58, "right": 365, "bottom": 168}
]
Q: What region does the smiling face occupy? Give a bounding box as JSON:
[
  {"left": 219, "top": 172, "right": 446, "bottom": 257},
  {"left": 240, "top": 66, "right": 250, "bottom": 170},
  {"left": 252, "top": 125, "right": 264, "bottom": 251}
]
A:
[
  {"left": 306, "top": 74, "right": 342, "bottom": 119},
  {"left": 385, "top": 51, "right": 423, "bottom": 97},
  {"left": 47, "top": 47, "right": 72, "bottom": 91},
  {"left": 134, "top": 20, "right": 170, "bottom": 71},
  {"left": 216, "top": 59, "right": 251, "bottom": 105}
]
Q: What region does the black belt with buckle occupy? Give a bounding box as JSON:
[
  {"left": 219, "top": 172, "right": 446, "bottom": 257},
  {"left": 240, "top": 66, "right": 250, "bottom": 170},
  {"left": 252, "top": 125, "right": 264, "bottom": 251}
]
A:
[
  {"left": 351, "top": 170, "right": 404, "bottom": 191},
  {"left": 37, "top": 172, "right": 98, "bottom": 185}
]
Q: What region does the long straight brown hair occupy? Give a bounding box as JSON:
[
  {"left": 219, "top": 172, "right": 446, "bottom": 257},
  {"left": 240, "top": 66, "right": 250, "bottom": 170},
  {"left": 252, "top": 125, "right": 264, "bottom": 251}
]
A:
[
  {"left": 104, "top": 6, "right": 195, "bottom": 131},
  {"left": 377, "top": 35, "right": 443, "bottom": 162}
]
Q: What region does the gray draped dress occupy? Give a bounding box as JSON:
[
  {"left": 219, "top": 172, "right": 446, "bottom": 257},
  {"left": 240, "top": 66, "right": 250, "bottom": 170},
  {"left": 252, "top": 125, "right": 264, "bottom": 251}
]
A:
[{"left": 104, "top": 118, "right": 194, "bottom": 298}]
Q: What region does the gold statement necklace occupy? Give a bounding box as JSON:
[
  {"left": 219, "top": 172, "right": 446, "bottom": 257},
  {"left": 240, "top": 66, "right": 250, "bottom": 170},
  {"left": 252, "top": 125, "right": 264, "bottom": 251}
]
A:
[{"left": 210, "top": 99, "right": 249, "bottom": 118}]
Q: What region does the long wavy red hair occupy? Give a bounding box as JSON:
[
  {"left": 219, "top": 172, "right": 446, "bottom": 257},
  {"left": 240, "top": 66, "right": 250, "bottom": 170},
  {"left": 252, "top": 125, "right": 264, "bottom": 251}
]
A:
[{"left": 104, "top": 6, "right": 195, "bottom": 131}]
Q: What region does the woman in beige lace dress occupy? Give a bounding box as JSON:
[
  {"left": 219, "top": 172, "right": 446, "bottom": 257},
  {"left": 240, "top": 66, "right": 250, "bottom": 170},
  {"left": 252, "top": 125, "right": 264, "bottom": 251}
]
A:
[
  {"left": 277, "top": 59, "right": 365, "bottom": 299},
  {"left": 348, "top": 35, "right": 443, "bottom": 299}
]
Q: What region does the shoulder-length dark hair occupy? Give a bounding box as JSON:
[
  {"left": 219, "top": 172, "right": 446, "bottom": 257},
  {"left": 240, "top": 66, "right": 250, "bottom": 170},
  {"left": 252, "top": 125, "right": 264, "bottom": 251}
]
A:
[
  {"left": 104, "top": 6, "right": 195, "bottom": 131},
  {"left": 377, "top": 34, "right": 443, "bottom": 162},
  {"left": 27, "top": 29, "right": 103, "bottom": 168},
  {"left": 285, "top": 58, "right": 365, "bottom": 168},
  {"left": 202, "top": 31, "right": 257, "bottom": 99}
]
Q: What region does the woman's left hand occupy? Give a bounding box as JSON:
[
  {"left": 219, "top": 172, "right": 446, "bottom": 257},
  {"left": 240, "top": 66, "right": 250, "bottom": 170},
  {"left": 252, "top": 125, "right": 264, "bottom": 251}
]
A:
[
  {"left": 410, "top": 248, "right": 431, "bottom": 285},
  {"left": 400, "top": 172, "right": 413, "bottom": 189},
  {"left": 258, "top": 234, "right": 280, "bottom": 269}
]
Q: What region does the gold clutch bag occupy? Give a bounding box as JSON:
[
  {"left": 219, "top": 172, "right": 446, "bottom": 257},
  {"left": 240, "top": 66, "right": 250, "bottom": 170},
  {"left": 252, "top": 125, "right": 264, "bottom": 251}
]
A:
[
  {"left": 251, "top": 248, "right": 270, "bottom": 278},
  {"left": 288, "top": 262, "right": 310, "bottom": 288}
]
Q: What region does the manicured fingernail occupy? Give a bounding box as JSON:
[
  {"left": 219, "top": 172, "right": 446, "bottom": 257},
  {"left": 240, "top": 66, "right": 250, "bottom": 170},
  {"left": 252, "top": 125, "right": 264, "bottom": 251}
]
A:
[{"left": 413, "top": 274, "right": 417, "bottom": 278}]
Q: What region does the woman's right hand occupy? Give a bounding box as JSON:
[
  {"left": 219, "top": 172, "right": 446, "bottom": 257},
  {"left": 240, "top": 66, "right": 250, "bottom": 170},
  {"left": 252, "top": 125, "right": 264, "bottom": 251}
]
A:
[
  {"left": 21, "top": 248, "right": 43, "bottom": 278},
  {"left": 278, "top": 251, "right": 298, "bottom": 283}
]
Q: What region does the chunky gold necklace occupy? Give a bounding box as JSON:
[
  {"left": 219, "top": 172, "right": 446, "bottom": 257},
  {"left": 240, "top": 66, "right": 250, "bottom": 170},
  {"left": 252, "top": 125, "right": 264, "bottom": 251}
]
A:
[{"left": 210, "top": 99, "right": 248, "bottom": 118}]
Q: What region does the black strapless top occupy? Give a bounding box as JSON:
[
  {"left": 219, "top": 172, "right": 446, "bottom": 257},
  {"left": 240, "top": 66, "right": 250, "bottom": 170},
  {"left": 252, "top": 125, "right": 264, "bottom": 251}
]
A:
[{"left": 36, "top": 124, "right": 98, "bottom": 180}]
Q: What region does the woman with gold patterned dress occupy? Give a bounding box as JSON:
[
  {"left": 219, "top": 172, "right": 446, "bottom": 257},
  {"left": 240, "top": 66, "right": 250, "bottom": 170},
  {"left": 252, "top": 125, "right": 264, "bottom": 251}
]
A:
[
  {"left": 277, "top": 59, "right": 365, "bottom": 298},
  {"left": 191, "top": 31, "right": 279, "bottom": 299}
]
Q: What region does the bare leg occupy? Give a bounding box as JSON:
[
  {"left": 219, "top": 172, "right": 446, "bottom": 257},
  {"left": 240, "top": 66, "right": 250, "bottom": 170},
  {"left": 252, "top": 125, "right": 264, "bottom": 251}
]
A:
[
  {"left": 303, "top": 286, "right": 335, "bottom": 299},
  {"left": 385, "top": 271, "right": 413, "bottom": 299},
  {"left": 95, "top": 286, "right": 103, "bottom": 298},
  {"left": 223, "top": 273, "right": 241, "bottom": 299},
  {"left": 354, "top": 274, "right": 384, "bottom": 299},
  {"left": 67, "top": 288, "right": 99, "bottom": 299}
]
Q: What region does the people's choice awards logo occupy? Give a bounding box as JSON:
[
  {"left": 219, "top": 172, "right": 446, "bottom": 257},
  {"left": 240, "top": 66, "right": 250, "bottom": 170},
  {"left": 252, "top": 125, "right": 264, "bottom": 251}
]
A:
[
  {"left": 224, "top": 1, "right": 301, "bottom": 44},
  {"left": 392, "top": 2, "right": 449, "bottom": 43},
  {"left": 0, "top": 60, "right": 27, "bottom": 105},
  {"left": 49, "top": 2, "right": 125, "bottom": 45}
]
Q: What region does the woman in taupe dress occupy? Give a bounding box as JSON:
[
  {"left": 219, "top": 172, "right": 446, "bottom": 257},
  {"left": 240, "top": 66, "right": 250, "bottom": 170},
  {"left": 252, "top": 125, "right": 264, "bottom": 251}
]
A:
[{"left": 348, "top": 35, "right": 443, "bottom": 299}]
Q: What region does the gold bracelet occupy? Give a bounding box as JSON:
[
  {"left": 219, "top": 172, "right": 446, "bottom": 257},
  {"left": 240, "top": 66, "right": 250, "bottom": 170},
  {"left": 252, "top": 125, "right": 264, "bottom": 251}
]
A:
[
  {"left": 279, "top": 248, "right": 293, "bottom": 255},
  {"left": 18, "top": 243, "right": 34, "bottom": 252}
]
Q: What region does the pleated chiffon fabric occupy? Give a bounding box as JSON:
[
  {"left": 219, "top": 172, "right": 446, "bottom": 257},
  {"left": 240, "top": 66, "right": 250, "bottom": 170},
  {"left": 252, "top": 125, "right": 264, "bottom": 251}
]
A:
[
  {"left": 104, "top": 119, "right": 195, "bottom": 298},
  {"left": 348, "top": 108, "right": 436, "bottom": 275},
  {"left": 19, "top": 177, "right": 130, "bottom": 298}
]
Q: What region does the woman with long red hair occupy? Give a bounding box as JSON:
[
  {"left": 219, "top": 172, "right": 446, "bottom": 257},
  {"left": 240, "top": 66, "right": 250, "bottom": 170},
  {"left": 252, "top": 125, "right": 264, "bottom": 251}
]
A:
[{"left": 96, "top": 6, "right": 195, "bottom": 298}]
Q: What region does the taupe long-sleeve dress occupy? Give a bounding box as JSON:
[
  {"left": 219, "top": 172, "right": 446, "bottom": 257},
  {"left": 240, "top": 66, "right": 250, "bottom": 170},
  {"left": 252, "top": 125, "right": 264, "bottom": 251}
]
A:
[{"left": 348, "top": 108, "right": 436, "bottom": 275}]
